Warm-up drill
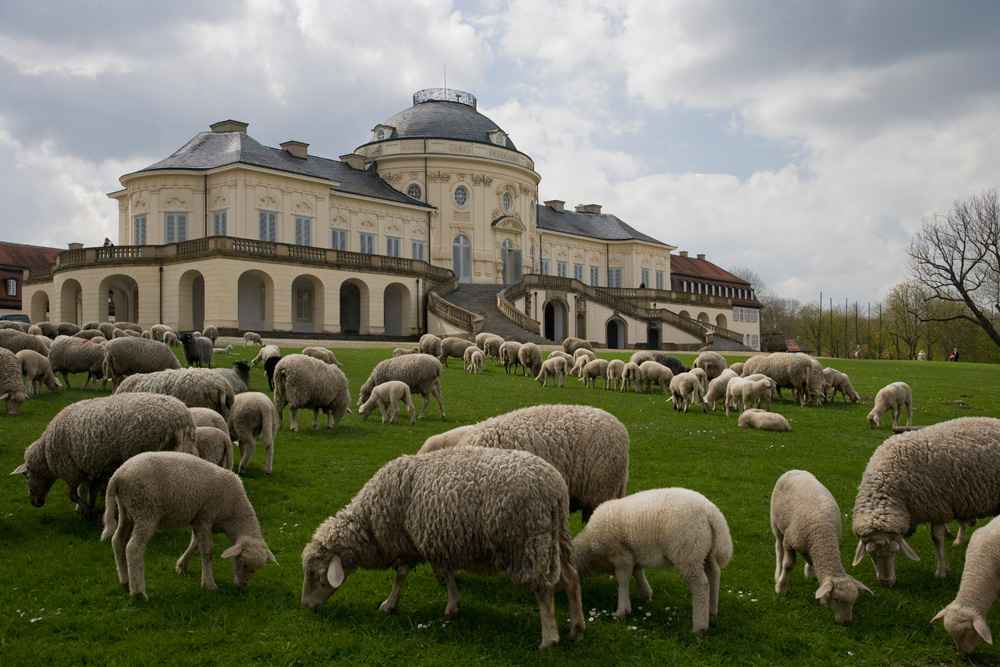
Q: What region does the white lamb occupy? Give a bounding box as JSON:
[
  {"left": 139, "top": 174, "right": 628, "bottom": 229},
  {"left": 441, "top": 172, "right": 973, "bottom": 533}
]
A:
[
  {"left": 605, "top": 359, "right": 626, "bottom": 391},
  {"left": 535, "top": 356, "right": 567, "bottom": 387},
  {"left": 738, "top": 409, "right": 791, "bottom": 431},
  {"left": 703, "top": 369, "right": 738, "bottom": 411},
  {"left": 670, "top": 371, "right": 705, "bottom": 413},
  {"left": 579, "top": 359, "right": 610, "bottom": 388},
  {"left": 823, "top": 367, "right": 860, "bottom": 403},
  {"left": 725, "top": 376, "right": 776, "bottom": 418},
  {"left": 243, "top": 331, "right": 263, "bottom": 347},
  {"left": 620, "top": 361, "right": 643, "bottom": 393},
  {"left": 572, "top": 487, "right": 733, "bottom": 635},
  {"left": 251, "top": 344, "right": 281, "bottom": 367},
  {"left": 229, "top": 391, "right": 278, "bottom": 475},
  {"left": 15, "top": 349, "right": 61, "bottom": 396},
  {"left": 357, "top": 380, "right": 416, "bottom": 425},
  {"left": 867, "top": 381, "right": 912, "bottom": 428},
  {"left": 463, "top": 346, "right": 484, "bottom": 374},
  {"left": 638, "top": 360, "right": 673, "bottom": 394}
]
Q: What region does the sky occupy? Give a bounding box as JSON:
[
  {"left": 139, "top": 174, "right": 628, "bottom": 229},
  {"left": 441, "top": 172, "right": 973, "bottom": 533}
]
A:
[{"left": 1, "top": 0, "right": 999, "bottom": 307}]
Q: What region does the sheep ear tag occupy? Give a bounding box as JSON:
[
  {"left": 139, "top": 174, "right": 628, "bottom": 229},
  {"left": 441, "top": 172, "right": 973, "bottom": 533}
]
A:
[
  {"left": 221, "top": 544, "right": 244, "bottom": 559},
  {"left": 10, "top": 463, "right": 27, "bottom": 476},
  {"left": 974, "top": 615, "right": 994, "bottom": 645},
  {"left": 327, "top": 555, "right": 345, "bottom": 589}
]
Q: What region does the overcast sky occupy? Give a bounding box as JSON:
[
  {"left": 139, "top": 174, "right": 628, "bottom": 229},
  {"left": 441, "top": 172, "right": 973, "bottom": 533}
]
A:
[{"left": 1, "top": 0, "right": 998, "bottom": 306}]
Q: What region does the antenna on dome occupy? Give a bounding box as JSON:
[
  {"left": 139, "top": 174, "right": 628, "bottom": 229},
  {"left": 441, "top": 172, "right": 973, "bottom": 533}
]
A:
[{"left": 443, "top": 65, "right": 447, "bottom": 96}]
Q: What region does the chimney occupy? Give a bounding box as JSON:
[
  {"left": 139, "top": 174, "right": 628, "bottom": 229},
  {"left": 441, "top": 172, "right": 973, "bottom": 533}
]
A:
[
  {"left": 574, "top": 203, "right": 602, "bottom": 214},
  {"left": 679, "top": 251, "right": 688, "bottom": 258},
  {"left": 544, "top": 200, "right": 565, "bottom": 213},
  {"left": 697, "top": 253, "right": 706, "bottom": 261},
  {"left": 210, "top": 120, "right": 249, "bottom": 133},
  {"left": 68, "top": 243, "right": 84, "bottom": 250},
  {"left": 340, "top": 153, "right": 366, "bottom": 170},
  {"left": 281, "top": 141, "right": 309, "bottom": 159}
]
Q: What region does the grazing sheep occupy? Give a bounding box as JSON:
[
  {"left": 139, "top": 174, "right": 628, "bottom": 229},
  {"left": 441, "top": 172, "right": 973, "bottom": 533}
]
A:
[
  {"left": 115, "top": 368, "right": 235, "bottom": 422},
  {"left": 569, "top": 354, "right": 589, "bottom": 378},
  {"left": 548, "top": 349, "right": 573, "bottom": 362},
  {"left": 56, "top": 322, "right": 81, "bottom": 337},
  {"left": 418, "top": 404, "right": 630, "bottom": 522},
  {"left": 653, "top": 353, "right": 689, "bottom": 375},
  {"left": 690, "top": 366, "right": 709, "bottom": 393},
  {"left": 73, "top": 329, "right": 107, "bottom": 341},
  {"left": 499, "top": 340, "right": 522, "bottom": 375},
  {"left": 867, "top": 381, "right": 912, "bottom": 429},
  {"left": 26, "top": 324, "right": 41, "bottom": 336},
  {"left": 32, "top": 334, "right": 53, "bottom": 352},
  {"left": 0, "top": 327, "right": 50, "bottom": 357},
  {"left": 535, "top": 356, "right": 567, "bottom": 387},
  {"left": 439, "top": 337, "right": 475, "bottom": 368},
  {"left": 201, "top": 325, "right": 219, "bottom": 343},
  {"left": 852, "top": 417, "right": 1000, "bottom": 587},
  {"left": 704, "top": 369, "right": 738, "bottom": 411},
  {"left": 562, "top": 336, "right": 593, "bottom": 354},
  {"left": 573, "top": 347, "right": 597, "bottom": 364},
  {"left": 579, "top": 359, "right": 610, "bottom": 389},
  {"left": 725, "top": 376, "right": 778, "bottom": 418},
  {"left": 229, "top": 392, "right": 278, "bottom": 475},
  {"left": 0, "top": 320, "right": 25, "bottom": 332},
  {"left": 189, "top": 406, "right": 228, "bottom": 432},
  {"left": 16, "top": 349, "right": 61, "bottom": 396},
  {"left": 670, "top": 372, "right": 706, "bottom": 413},
  {"left": 263, "top": 356, "right": 281, "bottom": 391},
  {"left": 771, "top": 470, "right": 872, "bottom": 625},
  {"left": 620, "top": 361, "right": 642, "bottom": 393},
  {"left": 273, "top": 354, "right": 351, "bottom": 431},
  {"left": 464, "top": 346, "right": 484, "bottom": 374},
  {"left": 806, "top": 357, "right": 826, "bottom": 406},
  {"left": 482, "top": 335, "right": 504, "bottom": 366},
  {"left": 639, "top": 360, "right": 673, "bottom": 394},
  {"left": 162, "top": 331, "right": 180, "bottom": 347},
  {"left": 10, "top": 392, "right": 197, "bottom": 515},
  {"left": 300, "top": 447, "right": 586, "bottom": 649},
  {"left": 150, "top": 324, "right": 179, "bottom": 342},
  {"left": 605, "top": 359, "right": 626, "bottom": 391},
  {"left": 741, "top": 353, "right": 816, "bottom": 407},
  {"left": 213, "top": 344, "right": 234, "bottom": 355},
  {"left": 357, "top": 380, "right": 415, "bottom": 425},
  {"left": 179, "top": 333, "right": 214, "bottom": 368},
  {"left": 48, "top": 336, "right": 107, "bottom": 390},
  {"left": 629, "top": 350, "right": 654, "bottom": 367},
  {"left": 730, "top": 361, "right": 745, "bottom": 375},
  {"left": 358, "top": 355, "right": 444, "bottom": 419},
  {"left": 572, "top": 487, "right": 732, "bottom": 635},
  {"left": 823, "top": 367, "right": 860, "bottom": 403},
  {"left": 302, "top": 346, "right": 341, "bottom": 367},
  {"left": 102, "top": 337, "right": 181, "bottom": 390},
  {"left": 738, "top": 408, "right": 791, "bottom": 431},
  {"left": 743, "top": 373, "right": 778, "bottom": 411},
  {"left": 243, "top": 331, "right": 263, "bottom": 347},
  {"left": 210, "top": 360, "right": 251, "bottom": 393},
  {"left": 100, "top": 451, "right": 276, "bottom": 601},
  {"left": 517, "top": 342, "right": 543, "bottom": 378},
  {"left": 251, "top": 344, "right": 281, "bottom": 367},
  {"left": 693, "top": 351, "right": 727, "bottom": 383},
  {"left": 418, "top": 333, "right": 442, "bottom": 357},
  {"left": 194, "top": 426, "right": 234, "bottom": 470},
  {"left": 392, "top": 346, "right": 421, "bottom": 357},
  {"left": 115, "top": 321, "right": 144, "bottom": 335},
  {"left": 0, "top": 347, "right": 26, "bottom": 414}
]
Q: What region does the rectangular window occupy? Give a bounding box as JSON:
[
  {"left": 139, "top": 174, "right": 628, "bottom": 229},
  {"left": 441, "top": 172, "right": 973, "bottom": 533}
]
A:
[
  {"left": 608, "top": 267, "right": 622, "bottom": 288},
  {"left": 294, "top": 216, "right": 312, "bottom": 246},
  {"left": 641, "top": 268, "right": 650, "bottom": 288},
  {"left": 331, "top": 229, "right": 348, "bottom": 250},
  {"left": 5, "top": 278, "right": 16, "bottom": 296},
  {"left": 296, "top": 288, "right": 312, "bottom": 321},
  {"left": 212, "top": 210, "right": 227, "bottom": 236},
  {"left": 574, "top": 263, "right": 584, "bottom": 282},
  {"left": 359, "top": 232, "right": 374, "bottom": 254},
  {"left": 258, "top": 211, "right": 277, "bottom": 242},
  {"left": 590, "top": 265, "right": 600, "bottom": 287},
  {"left": 164, "top": 212, "right": 188, "bottom": 244},
  {"left": 411, "top": 240, "right": 425, "bottom": 261},
  {"left": 655, "top": 270, "right": 664, "bottom": 290},
  {"left": 134, "top": 214, "right": 147, "bottom": 245},
  {"left": 540, "top": 259, "right": 550, "bottom": 275},
  {"left": 557, "top": 261, "right": 567, "bottom": 278},
  {"left": 386, "top": 236, "right": 401, "bottom": 257}
]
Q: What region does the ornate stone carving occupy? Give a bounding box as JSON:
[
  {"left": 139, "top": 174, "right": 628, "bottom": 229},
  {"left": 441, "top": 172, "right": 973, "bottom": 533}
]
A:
[
  {"left": 473, "top": 174, "right": 493, "bottom": 186},
  {"left": 258, "top": 195, "right": 279, "bottom": 210},
  {"left": 427, "top": 172, "right": 451, "bottom": 183},
  {"left": 293, "top": 200, "right": 314, "bottom": 215},
  {"left": 163, "top": 195, "right": 187, "bottom": 210},
  {"left": 133, "top": 198, "right": 149, "bottom": 214},
  {"left": 211, "top": 194, "right": 228, "bottom": 209},
  {"left": 576, "top": 298, "right": 587, "bottom": 314},
  {"left": 491, "top": 207, "right": 503, "bottom": 220},
  {"left": 383, "top": 172, "right": 403, "bottom": 184},
  {"left": 519, "top": 183, "right": 534, "bottom": 195},
  {"left": 453, "top": 211, "right": 470, "bottom": 222}
]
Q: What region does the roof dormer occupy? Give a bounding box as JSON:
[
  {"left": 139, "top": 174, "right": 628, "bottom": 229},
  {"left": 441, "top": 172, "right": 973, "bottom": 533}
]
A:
[
  {"left": 371, "top": 124, "right": 395, "bottom": 142},
  {"left": 488, "top": 129, "right": 508, "bottom": 147}
]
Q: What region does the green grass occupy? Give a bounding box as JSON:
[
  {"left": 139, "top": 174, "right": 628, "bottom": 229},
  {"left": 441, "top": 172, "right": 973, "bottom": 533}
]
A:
[{"left": 2, "top": 347, "right": 999, "bottom": 666}]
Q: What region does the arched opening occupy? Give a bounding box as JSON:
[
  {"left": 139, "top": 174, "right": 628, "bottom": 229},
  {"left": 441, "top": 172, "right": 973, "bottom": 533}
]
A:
[
  {"left": 101, "top": 275, "right": 139, "bottom": 324},
  {"left": 606, "top": 318, "right": 626, "bottom": 349},
  {"left": 716, "top": 314, "right": 728, "bottom": 329},
  {"left": 647, "top": 325, "right": 660, "bottom": 350},
  {"left": 179, "top": 270, "right": 205, "bottom": 331},
  {"left": 340, "top": 279, "right": 370, "bottom": 335},
  {"left": 679, "top": 310, "right": 691, "bottom": 320},
  {"left": 544, "top": 299, "right": 567, "bottom": 342},
  {"left": 452, "top": 234, "right": 472, "bottom": 284},
  {"left": 59, "top": 279, "right": 82, "bottom": 324},
  {"left": 697, "top": 312, "right": 710, "bottom": 324},
  {"left": 576, "top": 313, "right": 586, "bottom": 339},
  {"left": 30, "top": 290, "right": 50, "bottom": 324},
  {"left": 383, "top": 283, "right": 412, "bottom": 336},
  {"left": 292, "top": 275, "right": 324, "bottom": 333},
  {"left": 238, "top": 271, "right": 273, "bottom": 332},
  {"left": 501, "top": 238, "right": 522, "bottom": 285}
]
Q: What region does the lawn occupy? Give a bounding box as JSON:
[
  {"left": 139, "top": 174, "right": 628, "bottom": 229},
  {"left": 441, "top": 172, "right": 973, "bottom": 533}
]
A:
[{"left": 1, "top": 346, "right": 998, "bottom": 666}]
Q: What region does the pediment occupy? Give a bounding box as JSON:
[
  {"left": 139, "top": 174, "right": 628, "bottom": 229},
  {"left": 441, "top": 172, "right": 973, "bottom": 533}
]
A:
[{"left": 491, "top": 216, "right": 526, "bottom": 233}]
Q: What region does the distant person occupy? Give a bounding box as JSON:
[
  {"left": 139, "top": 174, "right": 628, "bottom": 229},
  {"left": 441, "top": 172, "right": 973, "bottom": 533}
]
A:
[
  {"left": 854, "top": 344, "right": 861, "bottom": 359},
  {"left": 948, "top": 347, "right": 959, "bottom": 362},
  {"left": 103, "top": 237, "right": 114, "bottom": 247},
  {"left": 639, "top": 281, "right": 646, "bottom": 289},
  {"left": 918, "top": 349, "right": 926, "bottom": 361}
]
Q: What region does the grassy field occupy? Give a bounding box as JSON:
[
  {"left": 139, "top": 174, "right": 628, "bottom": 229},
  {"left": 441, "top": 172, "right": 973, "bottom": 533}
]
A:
[{"left": 2, "top": 346, "right": 999, "bottom": 666}]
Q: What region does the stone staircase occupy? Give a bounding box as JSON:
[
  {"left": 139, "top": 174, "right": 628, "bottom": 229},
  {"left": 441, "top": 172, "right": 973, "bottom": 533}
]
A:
[{"left": 443, "top": 284, "right": 550, "bottom": 344}]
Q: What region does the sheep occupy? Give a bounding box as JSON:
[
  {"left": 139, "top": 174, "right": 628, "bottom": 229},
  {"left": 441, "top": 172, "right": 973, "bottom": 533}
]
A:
[
  {"left": 771, "top": 470, "right": 872, "bottom": 625},
  {"left": 114, "top": 368, "right": 235, "bottom": 422},
  {"left": 499, "top": 340, "right": 522, "bottom": 375},
  {"left": 440, "top": 336, "right": 476, "bottom": 368},
  {"left": 806, "top": 357, "right": 826, "bottom": 406},
  {"left": 605, "top": 359, "right": 626, "bottom": 391},
  {"left": 243, "top": 331, "right": 263, "bottom": 347},
  {"left": 0, "top": 327, "right": 50, "bottom": 357},
  {"left": 579, "top": 358, "right": 610, "bottom": 388},
  {"left": 852, "top": 417, "right": 1000, "bottom": 587},
  {"left": 562, "top": 336, "right": 593, "bottom": 354},
  {"left": 932, "top": 515, "right": 1000, "bottom": 653},
  {"left": 194, "top": 426, "right": 235, "bottom": 470},
  {"left": 704, "top": 369, "right": 738, "bottom": 411},
  {"left": 33, "top": 334, "right": 53, "bottom": 351},
  {"left": 0, "top": 347, "right": 26, "bottom": 414},
  {"left": 693, "top": 351, "right": 727, "bottom": 383},
  {"left": 72, "top": 329, "right": 106, "bottom": 341},
  {"left": 730, "top": 361, "right": 745, "bottom": 375},
  {"left": 392, "top": 346, "right": 420, "bottom": 357},
  {"left": 738, "top": 408, "right": 791, "bottom": 431},
  {"left": 213, "top": 344, "right": 234, "bottom": 355},
  {"left": 482, "top": 335, "right": 504, "bottom": 365},
  {"left": 179, "top": 332, "right": 214, "bottom": 368},
  {"left": 115, "top": 321, "right": 144, "bottom": 335},
  {"left": 572, "top": 487, "right": 732, "bottom": 635},
  {"left": 56, "top": 322, "right": 81, "bottom": 337},
  {"left": 273, "top": 354, "right": 351, "bottom": 431},
  {"left": 670, "top": 371, "right": 706, "bottom": 413},
  {"left": 162, "top": 331, "right": 180, "bottom": 347},
  {"left": 357, "top": 380, "right": 415, "bottom": 425},
  {"left": 690, "top": 366, "right": 709, "bottom": 393},
  {"left": 100, "top": 451, "right": 276, "bottom": 601},
  {"left": 517, "top": 342, "right": 543, "bottom": 377},
  {"left": 82, "top": 321, "right": 100, "bottom": 331},
  {"left": 201, "top": 325, "right": 219, "bottom": 343},
  {"left": 102, "top": 337, "right": 181, "bottom": 390},
  {"left": 548, "top": 349, "right": 573, "bottom": 362},
  {"left": 823, "top": 367, "right": 860, "bottom": 403},
  {"left": 639, "top": 360, "right": 673, "bottom": 394},
  {"left": 358, "top": 354, "right": 444, "bottom": 419},
  {"left": 251, "top": 344, "right": 281, "bottom": 367},
  {"left": 725, "top": 376, "right": 778, "bottom": 417},
  {"left": 27, "top": 324, "right": 41, "bottom": 336},
  {"left": 417, "top": 404, "right": 630, "bottom": 522},
  {"left": 620, "top": 361, "right": 643, "bottom": 393},
  {"left": 150, "top": 323, "right": 179, "bottom": 342},
  {"left": 263, "top": 356, "right": 281, "bottom": 391},
  {"left": 210, "top": 360, "right": 251, "bottom": 393},
  {"left": 475, "top": 332, "right": 504, "bottom": 355},
  {"left": 743, "top": 373, "right": 778, "bottom": 411},
  {"left": 189, "top": 406, "right": 228, "bottom": 432},
  {"left": 302, "top": 346, "right": 341, "bottom": 367},
  {"left": 573, "top": 347, "right": 597, "bottom": 364},
  {"left": 629, "top": 350, "right": 654, "bottom": 366},
  {"left": 48, "top": 336, "right": 107, "bottom": 390},
  {"left": 569, "top": 354, "right": 589, "bottom": 378},
  {"left": 535, "top": 356, "right": 567, "bottom": 387},
  {"left": 741, "top": 353, "right": 815, "bottom": 407},
  {"left": 418, "top": 333, "right": 442, "bottom": 357},
  {"left": 10, "top": 392, "right": 197, "bottom": 516},
  {"left": 463, "top": 346, "right": 484, "bottom": 374},
  {"left": 38, "top": 321, "right": 59, "bottom": 339},
  {"left": 867, "top": 381, "right": 912, "bottom": 429},
  {"left": 16, "top": 349, "right": 61, "bottom": 396},
  {"left": 300, "top": 446, "right": 586, "bottom": 649},
  {"left": 229, "top": 391, "right": 278, "bottom": 475},
  {"left": 653, "top": 353, "right": 689, "bottom": 375}
]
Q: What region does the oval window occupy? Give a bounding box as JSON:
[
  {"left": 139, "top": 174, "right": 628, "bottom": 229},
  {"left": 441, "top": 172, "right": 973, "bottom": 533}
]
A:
[
  {"left": 502, "top": 192, "right": 511, "bottom": 211},
  {"left": 454, "top": 185, "right": 469, "bottom": 206}
]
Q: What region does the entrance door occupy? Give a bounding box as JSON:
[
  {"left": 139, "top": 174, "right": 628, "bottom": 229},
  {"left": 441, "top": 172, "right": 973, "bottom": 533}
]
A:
[{"left": 453, "top": 235, "right": 472, "bottom": 284}]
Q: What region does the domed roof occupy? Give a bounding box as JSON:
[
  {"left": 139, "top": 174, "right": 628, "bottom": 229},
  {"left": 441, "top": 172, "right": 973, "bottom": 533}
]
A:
[{"left": 367, "top": 89, "right": 518, "bottom": 153}]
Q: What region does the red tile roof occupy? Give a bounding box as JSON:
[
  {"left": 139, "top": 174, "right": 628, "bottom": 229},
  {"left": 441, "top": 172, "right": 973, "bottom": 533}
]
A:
[
  {"left": 0, "top": 241, "right": 61, "bottom": 269},
  {"left": 670, "top": 254, "right": 749, "bottom": 285}
]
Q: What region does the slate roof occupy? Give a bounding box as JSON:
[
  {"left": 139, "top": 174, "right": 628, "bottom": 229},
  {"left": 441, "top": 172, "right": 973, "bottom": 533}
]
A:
[
  {"left": 369, "top": 98, "right": 518, "bottom": 152},
  {"left": 0, "top": 241, "right": 61, "bottom": 269},
  {"left": 669, "top": 254, "right": 750, "bottom": 286},
  {"left": 536, "top": 205, "right": 667, "bottom": 245},
  {"left": 135, "top": 131, "right": 429, "bottom": 207}
]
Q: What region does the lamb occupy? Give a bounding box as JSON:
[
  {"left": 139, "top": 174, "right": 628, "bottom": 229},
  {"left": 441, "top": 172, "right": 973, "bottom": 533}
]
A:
[
  {"left": 302, "top": 346, "right": 341, "bottom": 367},
  {"left": 499, "top": 340, "right": 522, "bottom": 375},
  {"left": 243, "top": 331, "right": 263, "bottom": 347},
  {"left": 605, "top": 359, "right": 626, "bottom": 391},
  {"left": 418, "top": 333, "right": 442, "bottom": 357},
  {"left": 579, "top": 358, "right": 610, "bottom": 388},
  {"left": 517, "top": 342, "right": 543, "bottom": 377},
  {"left": 548, "top": 349, "right": 573, "bottom": 362},
  {"left": 569, "top": 354, "right": 589, "bottom": 378},
  {"left": 482, "top": 335, "right": 504, "bottom": 365},
  {"left": 693, "top": 351, "right": 727, "bottom": 383},
  {"left": 26, "top": 324, "right": 41, "bottom": 336},
  {"left": 932, "top": 515, "right": 1000, "bottom": 653},
  {"left": 741, "top": 353, "right": 815, "bottom": 407},
  {"left": 743, "top": 373, "right": 778, "bottom": 411},
  {"left": 189, "top": 406, "right": 228, "bottom": 432},
  {"left": 150, "top": 324, "right": 179, "bottom": 342},
  {"left": 535, "top": 356, "right": 567, "bottom": 387},
  {"left": 729, "top": 361, "right": 745, "bottom": 375},
  {"left": 162, "top": 331, "right": 180, "bottom": 347},
  {"left": 100, "top": 451, "right": 276, "bottom": 601},
  {"left": 392, "top": 346, "right": 420, "bottom": 357},
  {"left": 704, "top": 368, "right": 738, "bottom": 410},
  {"left": 852, "top": 417, "right": 1000, "bottom": 587},
  {"left": 670, "top": 371, "right": 706, "bottom": 413},
  {"left": 463, "top": 346, "right": 484, "bottom": 374},
  {"left": 10, "top": 392, "right": 197, "bottom": 515},
  {"left": 47, "top": 336, "right": 107, "bottom": 390},
  {"left": 213, "top": 344, "right": 234, "bottom": 355},
  {"left": 273, "top": 354, "right": 351, "bottom": 431},
  {"left": 417, "top": 404, "right": 630, "bottom": 522},
  {"left": 251, "top": 344, "right": 281, "bottom": 367},
  {"left": 823, "top": 367, "right": 860, "bottom": 403},
  {"left": 690, "top": 366, "right": 709, "bottom": 393},
  {"left": 629, "top": 350, "right": 654, "bottom": 366},
  {"left": 0, "top": 347, "right": 26, "bottom": 414},
  {"left": 653, "top": 353, "right": 689, "bottom": 375},
  {"left": 179, "top": 332, "right": 214, "bottom": 368},
  {"left": 572, "top": 487, "right": 732, "bottom": 635},
  {"left": 114, "top": 368, "right": 235, "bottom": 422},
  {"left": 229, "top": 391, "right": 278, "bottom": 475},
  {"left": 639, "top": 360, "right": 673, "bottom": 394},
  {"left": 439, "top": 336, "right": 475, "bottom": 367},
  {"left": 102, "top": 337, "right": 181, "bottom": 390},
  {"left": 194, "top": 426, "right": 235, "bottom": 470},
  {"left": 358, "top": 354, "right": 444, "bottom": 419},
  {"left": 210, "top": 360, "right": 251, "bottom": 393},
  {"left": 771, "top": 470, "right": 872, "bottom": 625},
  {"left": 357, "top": 380, "right": 415, "bottom": 425},
  {"left": 725, "top": 376, "right": 778, "bottom": 417},
  {"left": 573, "top": 347, "right": 597, "bottom": 364},
  {"left": 738, "top": 408, "right": 791, "bottom": 431},
  {"left": 562, "top": 336, "right": 593, "bottom": 354},
  {"left": 620, "top": 361, "right": 643, "bottom": 393},
  {"left": 16, "top": 349, "right": 61, "bottom": 396},
  {"left": 300, "top": 446, "right": 586, "bottom": 649},
  {"left": 201, "top": 325, "right": 219, "bottom": 343},
  {"left": 867, "top": 381, "right": 912, "bottom": 429},
  {"left": 0, "top": 327, "right": 50, "bottom": 357}
]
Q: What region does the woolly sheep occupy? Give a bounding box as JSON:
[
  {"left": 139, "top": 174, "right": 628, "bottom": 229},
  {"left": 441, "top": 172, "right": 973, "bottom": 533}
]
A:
[
  {"left": 418, "top": 333, "right": 442, "bottom": 357},
  {"left": 16, "top": 349, "right": 61, "bottom": 396},
  {"left": 475, "top": 332, "right": 503, "bottom": 354},
  {"left": 357, "top": 380, "right": 415, "bottom": 425},
  {"left": 738, "top": 408, "right": 791, "bottom": 431},
  {"left": 693, "top": 351, "right": 727, "bottom": 383},
  {"left": 103, "top": 337, "right": 181, "bottom": 390},
  {"left": 572, "top": 487, "right": 732, "bottom": 635},
  {"left": 201, "top": 325, "right": 219, "bottom": 343},
  {"left": 300, "top": 447, "right": 586, "bottom": 649},
  {"left": 392, "top": 346, "right": 420, "bottom": 357},
  {"left": 867, "top": 382, "right": 912, "bottom": 429},
  {"left": 150, "top": 324, "right": 178, "bottom": 342},
  {"left": 229, "top": 391, "right": 278, "bottom": 475},
  {"left": 38, "top": 321, "right": 59, "bottom": 339},
  {"left": 823, "top": 367, "right": 860, "bottom": 403},
  {"left": 302, "top": 346, "right": 341, "bottom": 367},
  {"left": 162, "top": 331, "right": 180, "bottom": 347},
  {"left": 439, "top": 337, "right": 476, "bottom": 368},
  {"left": 482, "top": 335, "right": 504, "bottom": 365},
  {"left": 548, "top": 349, "right": 573, "bottom": 362},
  {"left": 806, "top": 357, "right": 826, "bottom": 406},
  {"left": 72, "top": 329, "right": 106, "bottom": 341},
  {"left": 274, "top": 354, "right": 351, "bottom": 431},
  {"left": 741, "top": 353, "right": 814, "bottom": 407},
  {"left": 730, "top": 361, "right": 745, "bottom": 375},
  {"left": 771, "top": 470, "right": 872, "bottom": 625},
  {"left": 33, "top": 334, "right": 53, "bottom": 351},
  {"left": 573, "top": 347, "right": 597, "bottom": 363},
  {"left": 251, "top": 344, "right": 281, "bottom": 367},
  {"left": 535, "top": 356, "right": 567, "bottom": 387},
  {"left": 638, "top": 360, "right": 673, "bottom": 394},
  {"left": 704, "top": 368, "right": 738, "bottom": 411},
  {"left": 0, "top": 347, "right": 26, "bottom": 414},
  {"left": 115, "top": 368, "right": 235, "bottom": 422},
  {"left": 115, "top": 321, "right": 144, "bottom": 335},
  {"left": 852, "top": 417, "right": 1000, "bottom": 587},
  {"left": 179, "top": 333, "right": 214, "bottom": 368},
  {"left": 189, "top": 406, "right": 228, "bottom": 432},
  {"left": 517, "top": 341, "right": 543, "bottom": 377},
  {"left": 579, "top": 358, "right": 610, "bottom": 389},
  {"left": 358, "top": 354, "right": 444, "bottom": 419},
  {"left": 0, "top": 320, "right": 27, "bottom": 332},
  {"left": 743, "top": 373, "right": 778, "bottom": 411},
  {"left": 27, "top": 324, "right": 41, "bottom": 336},
  {"left": 463, "top": 346, "right": 484, "bottom": 374},
  {"left": 629, "top": 350, "right": 654, "bottom": 366},
  {"left": 213, "top": 344, "right": 234, "bottom": 355},
  {"left": 605, "top": 359, "right": 626, "bottom": 391},
  {"left": 670, "top": 371, "right": 706, "bottom": 413},
  {"left": 569, "top": 354, "right": 588, "bottom": 378},
  {"left": 194, "top": 426, "right": 235, "bottom": 470},
  {"left": 10, "top": 392, "right": 197, "bottom": 515},
  {"left": 48, "top": 336, "right": 107, "bottom": 390},
  {"left": 653, "top": 353, "right": 689, "bottom": 375},
  {"left": 417, "top": 404, "right": 630, "bottom": 521},
  {"left": 0, "top": 328, "right": 50, "bottom": 357},
  {"left": 243, "top": 331, "right": 263, "bottom": 347},
  {"left": 690, "top": 366, "right": 709, "bottom": 393},
  {"left": 101, "top": 451, "right": 276, "bottom": 601},
  {"left": 210, "top": 360, "right": 251, "bottom": 393},
  {"left": 620, "top": 361, "right": 642, "bottom": 393},
  {"left": 725, "top": 376, "right": 777, "bottom": 418},
  {"left": 562, "top": 336, "right": 593, "bottom": 354},
  {"left": 499, "top": 340, "right": 522, "bottom": 375}
]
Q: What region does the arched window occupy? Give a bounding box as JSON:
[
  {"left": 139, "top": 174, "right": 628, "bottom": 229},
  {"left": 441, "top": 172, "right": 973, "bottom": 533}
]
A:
[
  {"left": 406, "top": 183, "right": 422, "bottom": 201},
  {"left": 502, "top": 192, "right": 512, "bottom": 211},
  {"left": 452, "top": 234, "right": 472, "bottom": 283}
]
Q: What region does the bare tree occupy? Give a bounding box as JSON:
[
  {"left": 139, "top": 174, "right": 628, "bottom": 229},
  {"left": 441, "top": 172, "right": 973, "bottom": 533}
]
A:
[
  {"left": 729, "top": 266, "right": 798, "bottom": 350},
  {"left": 908, "top": 188, "right": 1000, "bottom": 348}
]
